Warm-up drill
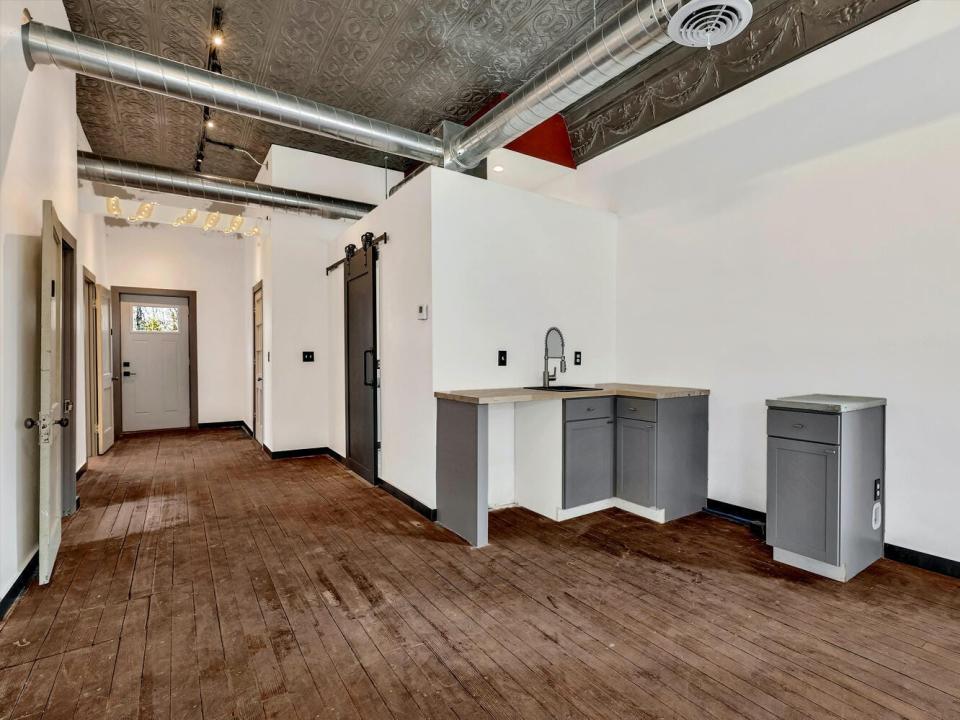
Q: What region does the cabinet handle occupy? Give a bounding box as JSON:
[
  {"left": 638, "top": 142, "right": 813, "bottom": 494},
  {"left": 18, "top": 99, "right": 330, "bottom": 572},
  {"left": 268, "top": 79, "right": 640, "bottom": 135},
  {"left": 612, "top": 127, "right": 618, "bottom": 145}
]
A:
[
  {"left": 792, "top": 423, "right": 805, "bottom": 429},
  {"left": 586, "top": 407, "right": 594, "bottom": 412},
  {"left": 628, "top": 407, "right": 637, "bottom": 412}
]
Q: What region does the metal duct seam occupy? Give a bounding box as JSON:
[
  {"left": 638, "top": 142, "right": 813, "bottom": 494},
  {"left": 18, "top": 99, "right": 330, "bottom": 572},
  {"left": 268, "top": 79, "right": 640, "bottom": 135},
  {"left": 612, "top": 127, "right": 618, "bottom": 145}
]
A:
[
  {"left": 77, "top": 152, "right": 375, "bottom": 221},
  {"left": 22, "top": 18, "right": 443, "bottom": 166},
  {"left": 446, "top": 0, "right": 752, "bottom": 170}
]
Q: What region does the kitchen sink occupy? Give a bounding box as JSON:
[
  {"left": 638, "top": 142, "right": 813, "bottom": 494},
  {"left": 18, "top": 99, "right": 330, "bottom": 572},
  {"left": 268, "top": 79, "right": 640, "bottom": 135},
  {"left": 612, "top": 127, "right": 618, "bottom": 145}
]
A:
[{"left": 523, "top": 385, "right": 596, "bottom": 392}]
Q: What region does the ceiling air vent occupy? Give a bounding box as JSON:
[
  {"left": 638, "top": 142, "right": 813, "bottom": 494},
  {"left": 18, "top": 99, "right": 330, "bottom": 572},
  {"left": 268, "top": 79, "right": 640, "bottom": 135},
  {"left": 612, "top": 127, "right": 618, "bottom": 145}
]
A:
[{"left": 667, "top": 0, "right": 753, "bottom": 49}]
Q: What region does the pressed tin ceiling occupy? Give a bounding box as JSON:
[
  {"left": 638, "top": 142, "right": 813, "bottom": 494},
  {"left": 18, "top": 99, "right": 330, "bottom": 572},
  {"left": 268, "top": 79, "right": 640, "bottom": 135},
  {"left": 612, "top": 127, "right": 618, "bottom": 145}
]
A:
[
  {"left": 64, "top": 0, "right": 629, "bottom": 179},
  {"left": 65, "top": 0, "right": 913, "bottom": 181}
]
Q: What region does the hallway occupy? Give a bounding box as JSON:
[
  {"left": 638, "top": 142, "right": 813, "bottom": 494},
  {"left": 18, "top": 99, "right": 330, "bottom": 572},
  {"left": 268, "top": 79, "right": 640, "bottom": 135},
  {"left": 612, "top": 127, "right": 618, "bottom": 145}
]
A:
[{"left": 1, "top": 429, "right": 958, "bottom": 720}]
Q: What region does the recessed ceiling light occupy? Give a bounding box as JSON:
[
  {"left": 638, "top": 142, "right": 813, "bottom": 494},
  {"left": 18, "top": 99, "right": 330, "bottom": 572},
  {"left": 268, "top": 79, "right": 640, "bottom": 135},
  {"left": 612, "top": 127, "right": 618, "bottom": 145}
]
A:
[
  {"left": 206, "top": 119, "right": 214, "bottom": 129},
  {"left": 492, "top": 165, "right": 504, "bottom": 173},
  {"left": 211, "top": 32, "right": 224, "bottom": 47}
]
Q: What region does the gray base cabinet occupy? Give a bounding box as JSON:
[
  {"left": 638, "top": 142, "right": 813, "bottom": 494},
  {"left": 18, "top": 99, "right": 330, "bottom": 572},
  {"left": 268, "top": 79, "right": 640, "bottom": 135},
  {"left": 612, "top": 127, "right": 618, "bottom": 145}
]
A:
[
  {"left": 563, "top": 395, "right": 708, "bottom": 520},
  {"left": 562, "top": 398, "right": 614, "bottom": 508},
  {"left": 766, "top": 401, "right": 885, "bottom": 581}
]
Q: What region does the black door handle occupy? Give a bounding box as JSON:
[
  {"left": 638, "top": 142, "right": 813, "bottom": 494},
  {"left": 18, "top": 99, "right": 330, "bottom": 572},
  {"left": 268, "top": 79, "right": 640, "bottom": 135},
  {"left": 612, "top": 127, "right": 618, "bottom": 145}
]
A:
[
  {"left": 53, "top": 417, "right": 70, "bottom": 427},
  {"left": 363, "top": 349, "right": 375, "bottom": 387}
]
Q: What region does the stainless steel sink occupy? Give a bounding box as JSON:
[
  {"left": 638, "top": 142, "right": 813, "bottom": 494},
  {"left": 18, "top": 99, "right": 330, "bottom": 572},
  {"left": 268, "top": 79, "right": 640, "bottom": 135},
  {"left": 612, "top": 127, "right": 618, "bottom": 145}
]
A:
[{"left": 523, "top": 385, "right": 596, "bottom": 392}]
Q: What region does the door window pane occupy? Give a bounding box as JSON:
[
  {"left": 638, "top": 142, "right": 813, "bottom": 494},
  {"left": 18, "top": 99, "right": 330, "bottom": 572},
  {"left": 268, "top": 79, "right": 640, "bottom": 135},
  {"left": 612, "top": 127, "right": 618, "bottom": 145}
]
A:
[{"left": 133, "top": 305, "right": 180, "bottom": 332}]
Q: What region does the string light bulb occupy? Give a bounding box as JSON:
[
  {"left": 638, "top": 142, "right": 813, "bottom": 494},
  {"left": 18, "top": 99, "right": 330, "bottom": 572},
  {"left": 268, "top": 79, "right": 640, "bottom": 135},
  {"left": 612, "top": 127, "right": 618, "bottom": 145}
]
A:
[
  {"left": 243, "top": 225, "right": 261, "bottom": 238},
  {"left": 107, "top": 196, "right": 122, "bottom": 217},
  {"left": 127, "top": 202, "right": 156, "bottom": 223},
  {"left": 202, "top": 211, "right": 221, "bottom": 232},
  {"left": 222, "top": 215, "right": 244, "bottom": 234},
  {"left": 172, "top": 208, "right": 198, "bottom": 227}
]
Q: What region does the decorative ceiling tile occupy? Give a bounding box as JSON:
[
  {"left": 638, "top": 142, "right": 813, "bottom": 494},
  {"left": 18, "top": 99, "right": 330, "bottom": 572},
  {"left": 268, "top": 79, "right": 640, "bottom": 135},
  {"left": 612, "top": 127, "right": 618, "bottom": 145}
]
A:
[{"left": 65, "top": 0, "right": 625, "bottom": 177}]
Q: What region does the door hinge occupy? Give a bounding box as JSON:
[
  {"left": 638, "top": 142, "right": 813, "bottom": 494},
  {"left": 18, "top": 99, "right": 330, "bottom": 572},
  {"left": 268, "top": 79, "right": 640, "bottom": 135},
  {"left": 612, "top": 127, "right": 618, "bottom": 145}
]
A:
[
  {"left": 51, "top": 280, "right": 56, "bottom": 297},
  {"left": 375, "top": 441, "right": 382, "bottom": 450}
]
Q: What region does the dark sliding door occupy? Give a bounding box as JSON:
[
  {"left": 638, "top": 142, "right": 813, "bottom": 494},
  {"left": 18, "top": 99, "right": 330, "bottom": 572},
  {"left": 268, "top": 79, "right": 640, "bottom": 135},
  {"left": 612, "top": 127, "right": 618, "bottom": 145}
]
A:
[{"left": 344, "top": 242, "right": 378, "bottom": 483}]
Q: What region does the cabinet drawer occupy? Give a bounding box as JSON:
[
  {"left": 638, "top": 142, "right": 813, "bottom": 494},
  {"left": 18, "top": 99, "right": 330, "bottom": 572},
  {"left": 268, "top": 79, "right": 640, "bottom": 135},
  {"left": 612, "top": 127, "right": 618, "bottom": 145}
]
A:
[
  {"left": 616, "top": 397, "right": 657, "bottom": 422},
  {"left": 565, "top": 397, "right": 613, "bottom": 422},
  {"left": 767, "top": 409, "right": 839, "bottom": 445}
]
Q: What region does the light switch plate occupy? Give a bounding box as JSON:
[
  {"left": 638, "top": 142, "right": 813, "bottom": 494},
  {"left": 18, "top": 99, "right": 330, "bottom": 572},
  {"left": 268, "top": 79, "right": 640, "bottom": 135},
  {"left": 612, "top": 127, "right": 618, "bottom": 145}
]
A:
[
  {"left": 417, "top": 304, "right": 429, "bottom": 320},
  {"left": 498, "top": 350, "right": 507, "bottom": 366}
]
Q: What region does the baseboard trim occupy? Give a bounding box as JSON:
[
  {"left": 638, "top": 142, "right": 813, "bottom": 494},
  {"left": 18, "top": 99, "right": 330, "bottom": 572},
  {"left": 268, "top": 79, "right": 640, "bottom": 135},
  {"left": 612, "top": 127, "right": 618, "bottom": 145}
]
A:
[
  {"left": 0, "top": 552, "right": 38, "bottom": 621},
  {"left": 704, "top": 498, "right": 767, "bottom": 539},
  {"left": 199, "top": 420, "right": 247, "bottom": 430},
  {"left": 376, "top": 477, "right": 438, "bottom": 522},
  {"left": 884, "top": 543, "right": 960, "bottom": 580},
  {"left": 263, "top": 445, "right": 338, "bottom": 461},
  {"left": 76, "top": 462, "right": 88, "bottom": 480}
]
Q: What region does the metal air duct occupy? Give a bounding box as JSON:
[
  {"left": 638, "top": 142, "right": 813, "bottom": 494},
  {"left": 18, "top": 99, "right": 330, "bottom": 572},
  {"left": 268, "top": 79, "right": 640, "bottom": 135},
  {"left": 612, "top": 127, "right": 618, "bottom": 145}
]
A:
[
  {"left": 22, "top": 17, "right": 443, "bottom": 166},
  {"left": 77, "top": 151, "right": 375, "bottom": 221},
  {"left": 445, "top": 0, "right": 753, "bottom": 170}
]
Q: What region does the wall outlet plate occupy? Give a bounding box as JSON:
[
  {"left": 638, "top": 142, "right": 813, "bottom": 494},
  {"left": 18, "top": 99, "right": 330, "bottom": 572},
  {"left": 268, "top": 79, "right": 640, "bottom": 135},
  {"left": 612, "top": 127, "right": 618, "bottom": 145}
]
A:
[
  {"left": 574, "top": 351, "right": 582, "bottom": 365},
  {"left": 417, "top": 304, "right": 429, "bottom": 320},
  {"left": 498, "top": 350, "right": 507, "bottom": 366},
  {"left": 302, "top": 351, "right": 315, "bottom": 362}
]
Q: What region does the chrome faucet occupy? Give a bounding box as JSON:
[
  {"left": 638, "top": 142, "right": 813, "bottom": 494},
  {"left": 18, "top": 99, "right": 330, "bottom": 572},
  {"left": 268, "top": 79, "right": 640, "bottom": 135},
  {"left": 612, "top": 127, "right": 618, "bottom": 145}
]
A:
[{"left": 542, "top": 327, "right": 567, "bottom": 387}]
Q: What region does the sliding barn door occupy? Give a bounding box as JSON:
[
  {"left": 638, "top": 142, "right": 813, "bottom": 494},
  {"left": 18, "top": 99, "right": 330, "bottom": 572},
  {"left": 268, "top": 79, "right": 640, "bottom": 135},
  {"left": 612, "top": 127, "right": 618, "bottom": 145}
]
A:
[
  {"left": 344, "top": 244, "right": 378, "bottom": 483},
  {"left": 96, "top": 284, "right": 115, "bottom": 452},
  {"left": 38, "top": 201, "right": 65, "bottom": 584}
]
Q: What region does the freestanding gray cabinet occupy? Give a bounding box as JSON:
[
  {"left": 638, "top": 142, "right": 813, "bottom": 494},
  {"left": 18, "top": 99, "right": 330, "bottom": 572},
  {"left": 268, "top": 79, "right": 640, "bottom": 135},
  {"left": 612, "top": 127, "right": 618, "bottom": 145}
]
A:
[
  {"left": 766, "top": 395, "right": 886, "bottom": 582},
  {"left": 564, "top": 395, "right": 707, "bottom": 520}
]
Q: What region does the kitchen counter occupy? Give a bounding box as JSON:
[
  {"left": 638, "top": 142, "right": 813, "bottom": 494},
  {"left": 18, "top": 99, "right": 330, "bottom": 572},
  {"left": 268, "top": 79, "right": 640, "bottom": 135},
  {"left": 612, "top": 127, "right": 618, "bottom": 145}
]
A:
[
  {"left": 767, "top": 394, "right": 886, "bottom": 413},
  {"left": 435, "top": 382, "right": 710, "bottom": 405}
]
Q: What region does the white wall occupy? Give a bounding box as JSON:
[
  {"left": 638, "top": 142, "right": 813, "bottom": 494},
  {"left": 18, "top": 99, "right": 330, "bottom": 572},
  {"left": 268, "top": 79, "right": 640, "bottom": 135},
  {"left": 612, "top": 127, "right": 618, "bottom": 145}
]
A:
[
  {"left": 431, "top": 170, "right": 617, "bottom": 391},
  {"left": 1, "top": 1, "right": 109, "bottom": 599},
  {"left": 266, "top": 145, "right": 402, "bottom": 206},
  {"left": 544, "top": 2, "right": 960, "bottom": 561},
  {"left": 328, "top": 171, "right": 434, "bottom": 504},
  {"left": 105, "top": 224, "right": 248, "bottom": 424}
]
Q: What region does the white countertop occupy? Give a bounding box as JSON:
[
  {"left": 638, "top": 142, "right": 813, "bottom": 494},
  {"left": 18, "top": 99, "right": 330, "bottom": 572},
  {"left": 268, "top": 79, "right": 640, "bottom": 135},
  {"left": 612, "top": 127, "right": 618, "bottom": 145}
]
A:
[{"left": 766, "top": 394, "right": 886, "bottom": 413}]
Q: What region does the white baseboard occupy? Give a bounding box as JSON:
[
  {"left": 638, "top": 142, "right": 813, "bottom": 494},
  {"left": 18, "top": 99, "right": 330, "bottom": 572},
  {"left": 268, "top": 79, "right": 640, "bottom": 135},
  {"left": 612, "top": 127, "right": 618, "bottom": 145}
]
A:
[
  {"left": 773, "top": 547, "right": 848, "bottom": 581},
  {"left": 551, "top": 497, "right": 666, "bottom": 524}
]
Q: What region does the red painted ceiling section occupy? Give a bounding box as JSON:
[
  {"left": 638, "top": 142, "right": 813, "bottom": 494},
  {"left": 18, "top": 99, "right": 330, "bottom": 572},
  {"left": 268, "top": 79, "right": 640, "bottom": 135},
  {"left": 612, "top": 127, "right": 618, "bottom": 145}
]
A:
[{"left": 465, "top": 93, "right": 577, "bottom": 169}]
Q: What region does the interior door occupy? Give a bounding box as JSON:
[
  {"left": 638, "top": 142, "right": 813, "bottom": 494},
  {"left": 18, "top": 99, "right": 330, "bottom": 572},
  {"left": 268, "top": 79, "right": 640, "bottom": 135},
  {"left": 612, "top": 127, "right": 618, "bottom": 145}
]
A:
[
  {"left": 120, "top": 295, "right": 191, "bottom": 432},
  {"left": 253, "top": 284, "right": 264, "bottom": 444},
  {"left": 38, "top": 201, "right": 64, "bottom": 585},
  {"left": 344, "top": 243, "right": 378, "bottom": 483},
  {"left": 96, "top": 284, "right": 115, "bottom": 452}
]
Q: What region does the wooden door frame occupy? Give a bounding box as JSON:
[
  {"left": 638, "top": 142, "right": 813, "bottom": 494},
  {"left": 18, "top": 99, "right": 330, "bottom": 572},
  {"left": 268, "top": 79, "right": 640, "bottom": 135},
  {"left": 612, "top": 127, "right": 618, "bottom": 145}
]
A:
[
  {"left": 111, "top": 286, "right": 199, "bottom": 434},
  {"left": 82, "top": 267, "right": 98, "bottom": 459},
  {"left": 252, "top": 280, "right": 263, "bottom": 445}
]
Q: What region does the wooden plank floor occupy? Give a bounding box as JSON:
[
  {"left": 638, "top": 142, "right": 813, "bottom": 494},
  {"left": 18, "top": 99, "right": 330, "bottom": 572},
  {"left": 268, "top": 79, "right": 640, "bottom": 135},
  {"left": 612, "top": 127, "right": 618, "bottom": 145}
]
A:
[{"left": 2, "top": 428, "right": 959, "bottom": 720}]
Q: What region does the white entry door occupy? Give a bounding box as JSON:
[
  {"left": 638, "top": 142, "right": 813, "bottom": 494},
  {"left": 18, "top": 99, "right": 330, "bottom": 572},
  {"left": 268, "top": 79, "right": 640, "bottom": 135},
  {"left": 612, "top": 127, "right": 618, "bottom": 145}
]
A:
[
  {"left": 120, "top": 294, "right": 191, "bottom": 432},
  {"left": 96, "top": 284, "right": 115, "bottom": 451},
  {"left": 38, "top": 201, "right": 64, "bottom": 584}
]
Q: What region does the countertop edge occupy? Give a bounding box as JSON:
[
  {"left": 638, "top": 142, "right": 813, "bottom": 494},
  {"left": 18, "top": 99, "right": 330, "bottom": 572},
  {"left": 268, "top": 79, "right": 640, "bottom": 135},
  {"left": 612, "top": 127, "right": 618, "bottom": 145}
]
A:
[
  {"left": 435, "top": 385, "right": 711, "bottom": 405},
  {"left": 766, "top": 398, "right": 887, "bottom": 413}
]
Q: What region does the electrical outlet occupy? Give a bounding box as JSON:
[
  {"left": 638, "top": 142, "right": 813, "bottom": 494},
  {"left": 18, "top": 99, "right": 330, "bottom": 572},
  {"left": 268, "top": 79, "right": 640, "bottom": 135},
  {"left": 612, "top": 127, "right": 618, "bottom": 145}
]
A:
[
  {"left": 302, "top": 351, "right": 315, "bottom": 362},
  {"left": 873, "top": 479, "right": 881, "bottom": 501},
  {"left": 574, "top": 351, "right": 582, "bottom": 366},
  {"left": 498, "top": 350, "right": 507, "bottom": 366}
]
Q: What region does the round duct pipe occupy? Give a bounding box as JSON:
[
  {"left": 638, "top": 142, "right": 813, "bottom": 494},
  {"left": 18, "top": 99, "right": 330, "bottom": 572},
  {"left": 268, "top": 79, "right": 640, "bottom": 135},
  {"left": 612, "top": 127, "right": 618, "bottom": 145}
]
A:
[
  {"left": 77, "top": 151, "right": 375, "bottom": 221},
  {"left": 22, "top": 16, "right": 443, "bottom": 167},
  {"left": 446, "top": 0, "right": 752, "bottom": 170}
]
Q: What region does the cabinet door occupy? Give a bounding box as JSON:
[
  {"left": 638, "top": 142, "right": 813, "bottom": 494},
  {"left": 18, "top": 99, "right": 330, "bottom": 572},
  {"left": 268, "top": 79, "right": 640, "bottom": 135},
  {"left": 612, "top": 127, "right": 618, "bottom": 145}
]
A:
[
  {"left": 616, "top": 418, "right": 657, "bottom": 507},
  {"left": 767, "top": 437, "right": 840, "bottom": 565},
  {"left": 563, "top": 418, "right": 615, "bottom": 509}
]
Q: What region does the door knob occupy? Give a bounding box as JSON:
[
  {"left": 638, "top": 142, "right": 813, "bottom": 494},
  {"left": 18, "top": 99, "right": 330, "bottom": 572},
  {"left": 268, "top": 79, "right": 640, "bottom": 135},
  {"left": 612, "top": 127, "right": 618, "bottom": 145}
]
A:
[
  {"left": 24, "top": 418, "right": 37, "bottom": 429},
  {"left": 53, "top": 417, "right": 70, "bottom": 427}
]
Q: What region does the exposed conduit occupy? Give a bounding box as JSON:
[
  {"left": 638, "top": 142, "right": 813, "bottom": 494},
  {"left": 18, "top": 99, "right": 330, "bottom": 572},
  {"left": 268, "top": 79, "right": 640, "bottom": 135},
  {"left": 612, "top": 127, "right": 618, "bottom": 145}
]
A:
[
  {"left": 22, "top": 15, "right": 442, "bottom": 166},
  {"left": 77, "top": 151, "right": 375, "bottom": 220},
  {"left": 24, "top": 0, "right": 750, "bottom": 172}
]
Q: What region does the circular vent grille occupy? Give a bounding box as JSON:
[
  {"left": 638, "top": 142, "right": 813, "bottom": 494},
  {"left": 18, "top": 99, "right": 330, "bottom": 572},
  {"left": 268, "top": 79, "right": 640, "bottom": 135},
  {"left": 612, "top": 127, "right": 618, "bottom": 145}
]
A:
[{"left": 666, "top": 0, "right": 753, "bottom": 48}]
